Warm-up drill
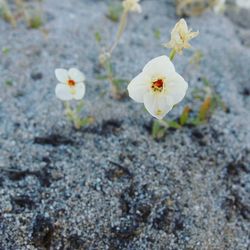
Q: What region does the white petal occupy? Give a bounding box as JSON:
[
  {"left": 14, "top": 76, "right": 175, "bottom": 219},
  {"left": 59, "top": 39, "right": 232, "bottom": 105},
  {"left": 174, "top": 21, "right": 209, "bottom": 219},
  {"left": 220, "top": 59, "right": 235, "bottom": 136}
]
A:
[
  {"left": 143, "top": 92, "right": 174, "bottom": 120},
  {"left": 55, "top": 68, "right": 69, "bottom": 83},
  {"left": 179, "top": 18, "right": 188, "bottom": 32},
  {"left": 143, "top": 56, "right": 176, "bottom": 77},
  {"left": 68, "top": 68, "right": 85, "bottom": 83},
  {"left": 73, "top": 82, "right": 85, "bottom": 100},
  {"left": 167, "top": 73, "right": 188, "bottom": 104},
  {"left": 55, "top": 84, "right": 72, "bottom": 101},
  {"left": 127, "top": 72, "right": 150, "bottom": 103}
]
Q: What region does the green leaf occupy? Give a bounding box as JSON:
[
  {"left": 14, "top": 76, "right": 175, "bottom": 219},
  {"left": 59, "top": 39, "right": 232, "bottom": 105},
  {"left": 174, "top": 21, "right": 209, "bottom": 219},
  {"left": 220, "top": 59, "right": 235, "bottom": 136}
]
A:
[
  {"left": 76, "top": 101, "right": 84, "bottom": 113},
  {"left": 66, "top": 111, "right": 75, "bottom": 122},
  {"left": 188, "top": 118, "right": 201, "bottom": 126},
  {"left": 198, "top": 96, "right": 211, "bottom": 122},
  {"left": 94, "top": 32, "right": 102, "bottom": 43},
  {"left": 213, "top": 94, "right": 226, "bottom": 111},
  {"left": 191, "top": 88, "right": 205, "bottom": 99},
  {"left": 201, "top": 76, "right": 212, "bottom": 87},
  {"left": 167, "top": 120, "right": 181, "bottom": 129},
  {"left": 106, "top": 2, "right": 123, "bottom": 22},
  {"left": 28, "top": 15, "right": 43, "bottom": 29},
  {"left": 5, "top": 79, "right": 13, "bottom": 86},
  {"left": 2, "top": 47, "right": 10, "bottom": 55},
  {"left": 179, "top": 106, "right": 191, "bottom": 126},
  {"left": 151, "top": 119, "right": 182, "bottom": 140},
  {"left": 154, "top": 28, "right": 161, "bottom": 40},
  {"left": 152, "top": 120, "right": 167, "bottom": 140},
  {"left": 79, "top": 117, "right": 94, "bottom": 127}
]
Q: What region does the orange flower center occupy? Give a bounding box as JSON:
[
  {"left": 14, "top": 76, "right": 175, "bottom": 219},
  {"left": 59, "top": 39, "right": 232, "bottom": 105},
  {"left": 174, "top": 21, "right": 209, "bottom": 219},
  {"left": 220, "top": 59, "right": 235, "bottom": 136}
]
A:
[
  {"left": 67, "top": 79, "right": 76, "bottom": 87},
  {"left": 151, "top": 79, "right": 164, "bottom": 92}
]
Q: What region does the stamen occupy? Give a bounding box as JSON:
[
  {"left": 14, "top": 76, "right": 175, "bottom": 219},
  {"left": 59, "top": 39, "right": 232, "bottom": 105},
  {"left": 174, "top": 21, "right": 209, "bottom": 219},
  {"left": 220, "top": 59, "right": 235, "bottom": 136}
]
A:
[
  {"left": 156, "top": 109, "right": 164, "bottom": 116},
  {"left": 68, "top": 79, "right": 76, "bottom": 87},
  {"left": 151, "top": 79, "right": 164, "bottom": 92},
  {"left": 153, "top": 79, "right": 163, "bottom": 88}
]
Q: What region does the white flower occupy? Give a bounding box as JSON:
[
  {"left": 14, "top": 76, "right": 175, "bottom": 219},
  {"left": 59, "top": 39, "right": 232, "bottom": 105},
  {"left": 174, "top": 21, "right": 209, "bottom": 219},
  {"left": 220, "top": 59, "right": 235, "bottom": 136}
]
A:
[
  {"left": 164, "top": 19, "right": 199, "bottom": 54},
  {"left": 127, "top": 56, "right": 188, "bottom": 119},
  {"left": 122, "top": 0, "right": 142, "bottom": 13},
  {"left": 99, "top": 51, "right": 111, "bottom": 66},
  {"left": 55, "top": 68, "right": 85, "bottom": 101}
]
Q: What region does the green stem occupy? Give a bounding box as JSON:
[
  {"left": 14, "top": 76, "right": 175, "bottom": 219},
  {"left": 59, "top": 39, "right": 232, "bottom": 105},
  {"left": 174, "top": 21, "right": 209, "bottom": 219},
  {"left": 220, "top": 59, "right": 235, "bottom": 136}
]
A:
[
  {"left": 109, "top": 9, "right": 128, "bottom": 54},
  {"left": 64, "top": 101, "right": 71, "bottom": 114},
  {"left": 105, "top": 58, "right": 121, "bottom": 98},
  {"left": 157, "top": 119, "right": 169, "bottom": 128},
  {"left": 169, "top": 49, "right": 176, "bottom": 61},
  {"left": 64, "top": 102, "right": 81, "bottom": 129},
  {"left": 63, "top": 101, "right": 93, "bottom": 129}
]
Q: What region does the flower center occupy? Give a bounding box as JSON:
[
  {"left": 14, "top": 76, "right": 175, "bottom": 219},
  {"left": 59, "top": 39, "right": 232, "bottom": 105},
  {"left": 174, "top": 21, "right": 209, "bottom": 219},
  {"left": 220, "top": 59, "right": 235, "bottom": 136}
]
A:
[
  {"left": 151, "top": 78, "right": 164, "bottom": 92},
  {"left": 67, "top": 79, "right": 76, "bottom": 87},
  {"left": 179, "top": 32, "right": 186, "bottom": 43}
]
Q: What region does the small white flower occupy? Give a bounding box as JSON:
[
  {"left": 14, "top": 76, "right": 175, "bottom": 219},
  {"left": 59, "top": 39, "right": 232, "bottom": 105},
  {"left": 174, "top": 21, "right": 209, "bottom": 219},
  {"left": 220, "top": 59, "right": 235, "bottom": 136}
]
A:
[
  {"left": 122, "top": 0, "right": 142, "bottom": 13},
  {"left": 127, "top": 56, "right": 188, "bottom": 119},
  {"left": 55, "top": 68, "right": 85, "bottom": 101},
  {"left": 99, "top": 51, "right": 111, "bottom": 66},
  {"left": 164, "top": 19, "right": 199, "bottom": 54}
]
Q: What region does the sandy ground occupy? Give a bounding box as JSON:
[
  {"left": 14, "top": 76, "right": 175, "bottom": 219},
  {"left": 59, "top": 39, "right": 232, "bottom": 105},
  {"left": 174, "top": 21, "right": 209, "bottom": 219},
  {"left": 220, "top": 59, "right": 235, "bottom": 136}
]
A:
[{"left": 0, "top": 0, "right": 249, "bottom": 249}]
